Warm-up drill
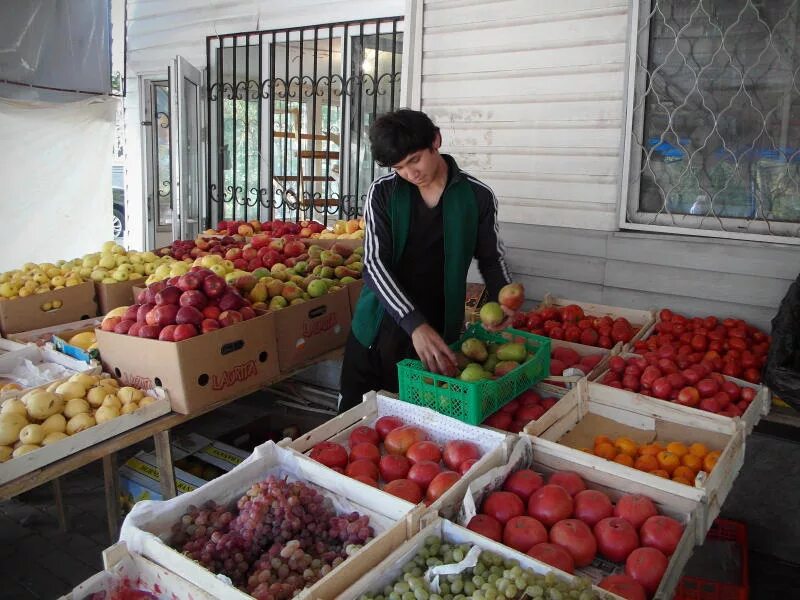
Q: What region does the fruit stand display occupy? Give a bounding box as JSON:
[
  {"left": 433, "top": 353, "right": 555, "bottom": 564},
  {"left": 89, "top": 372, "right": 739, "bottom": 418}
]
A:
[
  {"left": 593, "top": 353, "right": 771, "bottom": 435},
  {"left": 289, "top": 391, "right": 511, "bottom": 519},
  {"left": 533, "top": 380, "right": 745, "bottom": 541},
  {"left": 59, "top": 542, "right": 215, "bottom": 600},
  {"left": 457, "top": 436, "right": 699, "bottom": 599},
  {"left": 119, "top": 441, "right": 422, "bottom": 600},
  {"left": 340, "top": 517, "right": 619, "bottom": 600}
]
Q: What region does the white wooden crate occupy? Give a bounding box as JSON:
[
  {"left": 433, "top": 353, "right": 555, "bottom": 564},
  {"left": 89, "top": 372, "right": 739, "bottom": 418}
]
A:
[
  {"left": 290, "top": 390, "right": 512, "bottom": 520},
  {"left": 0, "top": 387, "right": 170, "bottom": 485},
  {"left": 535, "top": 380, "right": 744, "bottom": 541},
  {"left": 58, "top": 542, "right": 215, "bottom": 600},
  {"left": 455, "top": 436, "right": 698, "bottom": 600},
  {"left": 120, "top": 441, "right": 422, "bottom": 600},
  {"left": 338, "top": 517, "right": 626, "bottom": 600},
  {"left": 591, "top": 352, "right": 771, "bottom": 435},
  {"left": 539, "top": 294, "right": 656, "bottom": 346},
  {"left": 545, "top": 338, "right": 622, "bottom": 388}
]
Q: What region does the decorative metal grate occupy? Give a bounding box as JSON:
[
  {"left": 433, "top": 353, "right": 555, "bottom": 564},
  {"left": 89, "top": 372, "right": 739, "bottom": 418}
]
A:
[
  {"left": 626, "top": 0, "right": 800, "bottom": 238},
  {"left": 206, "top": 17, "right": 403, "bottom": 227}
]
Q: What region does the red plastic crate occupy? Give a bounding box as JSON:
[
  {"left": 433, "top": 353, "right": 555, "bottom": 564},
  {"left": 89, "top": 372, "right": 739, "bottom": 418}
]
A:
[{"left": 676, "top": 518, "right": 749, "bottom": 600}]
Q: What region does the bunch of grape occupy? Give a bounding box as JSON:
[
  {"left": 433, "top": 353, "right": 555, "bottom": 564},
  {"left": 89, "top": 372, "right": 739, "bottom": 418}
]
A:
[
  {"left": 358, "top": 536, "right": 605, "bottom": 600},
  {"left": 169, "top": 476, "right": 375, "bottom": 599}
]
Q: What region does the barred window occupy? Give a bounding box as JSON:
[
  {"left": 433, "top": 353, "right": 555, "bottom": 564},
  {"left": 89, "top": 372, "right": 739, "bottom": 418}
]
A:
[{"left": 625, "top": 0, "right": 800, "bottom": 240}]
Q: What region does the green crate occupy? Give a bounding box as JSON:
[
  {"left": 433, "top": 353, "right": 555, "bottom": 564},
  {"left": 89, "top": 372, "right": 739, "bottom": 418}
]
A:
[{"left": 397, "top": 325, "right": 551, "bottom": 425}]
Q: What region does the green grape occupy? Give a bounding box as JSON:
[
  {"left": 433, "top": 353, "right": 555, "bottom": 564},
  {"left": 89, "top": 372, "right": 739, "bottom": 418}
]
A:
[
  {"left": 472, "top": 576, "right": 485, "bottom": 587},
  {"left": 463, "top": 581, "right": 476, "bottom": 595},
  {"left": 414, "top": 590, "right": 429, "bottom": 600},
  {"left": 515, "top": 577, "right": 527, "bottom": 589},
  {"left": 394, "top": 582, "right": 410, "bottom": 594},
  {"left": 473, "top": 591, "right": 486, "bottom": 600},
  {"left": 412, "top": 568, "right": 424, "bottom": 577},
  {"left": 487, "top": 573, "right": 499, "bottom": 585},
  {"left": 452, "top": 548, "right": 464, "bottom": 562},
  {"left": 443, "top": 551, "right": 454, "bottom": 564},
  {"left": 439, "top": 583, "right": 450, "bottom": 595},
  {"left": 384, "top": 585, "right": 394, "bottom": 596},
  {"left": 403, "top": 573, "right": 414, "bottom": 583},
  {"left": 549, "top": 589, "right": 563, "bottom": 600},
  {"left": 389, "top": 593, "right": 401, "bottom": 600},
  {"left": 419, "top": 549, "right": 430, "bottom": 560},
  {"left": 403, "top": 564, "right": 415, "bottom": 574},
  {"left": 495, "top": 578, "right": 507, "bottom": 593},
  {"left": 490, "top": 566, "right": 503, "bottom": 577},
  {"left": 474, "top": 563, "right": 486, "bottom": 576},
  {"left": 402, "top": 592, "right": 415, "bottom": 600},
  {"left": 579, "top": 591, "right": 594, "bottom": 600},
  {"left": 569, "top": 590, "right": 580, "bottom": 599},
  {"left": 426, "top": 536, "right": 441, "bottom": 546},
  {"left": 430, "top": 596, "right": 443, "bottom": 600},
  {"left": 504, "top": 584, "right": 518, "bottom": 598},
  {"left": 527, "top": 585, "right": 544, "bottom": 597},
  {"left": 484, "top": 588, "right": 498, "bottom": 600},
  {"left": 440, "top": 544, "right": 451, "bottom": 554}
]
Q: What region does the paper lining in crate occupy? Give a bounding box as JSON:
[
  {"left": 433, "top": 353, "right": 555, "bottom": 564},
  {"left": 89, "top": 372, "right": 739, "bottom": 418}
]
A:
[
  {"left": 58, "top": 542, "right": 215, "bottom": 600},
  {"left": 591, "top": 352, "right": 771, "bottom": 435},
  {"left": 0, "top": 344, "right": 100, "bottom": 399},
  {"left": 455, "top": 436, "right": 698, "bottom": 599},
  {"left": 0, "top": 385, "right": 170, "bottom": 485},
  {"left": 290, "top": 390, "right": 512, "bottom": 520},
  {"left": 538, "top": 294, "right": 656, "bottom": 348},
  {"left": 0, "top": 338, "right": 26, "bottom": 356},
  {"left": 338, "top": 516, "right": 623, "bottom": 600},
  {"left": 119, "top": 441, "right": 424, "bottom": 600},
  {"left": 546, "top": 338, "right": 622, "bottom": 389},
  {"left": 535, "top": 379, "right": 744, "bottom": 542}
]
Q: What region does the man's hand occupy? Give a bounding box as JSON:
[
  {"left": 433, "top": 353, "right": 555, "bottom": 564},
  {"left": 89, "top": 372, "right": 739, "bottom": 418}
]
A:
[
  {"left": 411, "top": 323, "right": 458, "bottom": 376},
  {"left": 483, "top": 304, "right": 516, "bottom": 332}
]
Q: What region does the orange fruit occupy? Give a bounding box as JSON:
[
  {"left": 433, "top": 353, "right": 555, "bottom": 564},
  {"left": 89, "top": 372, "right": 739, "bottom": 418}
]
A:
[
  {"left": 666, "top": 442, "right": 689, "bottom": 458},
  {"left": 614, "top": 437, "right": 639, "bottom": 457},
  {"left": 673, "top": 465, "right": 696, "bottom": 482},
  {"left": 682, "top": 454, "right": 703, "bottom": 472},
  {"left": 672, "top": 476, "right": 692, "bottom": 485},
  {"left": 704, "top": 451, "right": 721, "bottom": 472},
  {"left": 650, "top": 469, "right": 670, "bottom": 479},
  {"left": 614, "top": 453, "right": 635, "bottom": 467},
  {"left": 595, "top": 442, "right": 617, "bottom": 460},
  {"left": 657, "top": 451, "right": 681, "bottom": 474},
  {"left": 594, "top": 435, "right": 613, "bottom": 448},
  {"left": 689, "top": 443, "right": 709, "bottom": 458},
  {"left": 638, "top": 444, "right": 662, "bottom": 457},
  {"left": 634, "top": 455, "right": 659, "bottom": 472}
]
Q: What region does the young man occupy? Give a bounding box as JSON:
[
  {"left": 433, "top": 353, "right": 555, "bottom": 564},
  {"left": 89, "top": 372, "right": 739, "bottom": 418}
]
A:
[{"left": 338, "top": 109, "right": 514, "bottom": 412}]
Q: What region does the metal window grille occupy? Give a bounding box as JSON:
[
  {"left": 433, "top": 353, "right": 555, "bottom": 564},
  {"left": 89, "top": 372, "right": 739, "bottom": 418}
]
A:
[
  {"left": 206, "top": 17, "right": 403, "bottom": 228},
  {"left": 624, "top": 0, "right": 800, "bottom": 240}
]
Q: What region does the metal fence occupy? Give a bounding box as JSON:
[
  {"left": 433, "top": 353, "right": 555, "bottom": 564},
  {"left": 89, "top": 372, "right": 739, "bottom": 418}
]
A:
[
  {"left": 206, "top": 17, "right": 403, "bottom": 227},
  {"left": 626, "top": 0, "right": 800, "bottom": 238}
]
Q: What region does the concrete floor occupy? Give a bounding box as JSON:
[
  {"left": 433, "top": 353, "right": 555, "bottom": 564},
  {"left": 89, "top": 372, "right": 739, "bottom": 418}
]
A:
[{"left": 1, "top": 391, "right": 798, "bottom": 599}]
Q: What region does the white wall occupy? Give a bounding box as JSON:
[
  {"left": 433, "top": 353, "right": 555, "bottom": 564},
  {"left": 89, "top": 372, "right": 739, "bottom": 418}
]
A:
[{"left": 123, "top": 0, "right": 406, "bottom": 251}]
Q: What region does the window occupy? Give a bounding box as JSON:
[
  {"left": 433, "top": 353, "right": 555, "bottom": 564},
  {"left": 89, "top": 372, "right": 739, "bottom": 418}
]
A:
[{"left": 624, "top": 0, "right": 800, "bottom": 241}]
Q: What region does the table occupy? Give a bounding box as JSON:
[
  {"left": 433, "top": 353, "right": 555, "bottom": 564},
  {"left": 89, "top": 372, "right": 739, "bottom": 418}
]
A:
[{"left": 0, "top": 347, "right": 344, "bottom": 540}]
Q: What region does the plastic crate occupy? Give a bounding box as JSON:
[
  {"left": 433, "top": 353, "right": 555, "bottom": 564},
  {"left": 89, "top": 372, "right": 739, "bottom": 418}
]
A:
[
  {"left": 397, "top": 325, "right": 550, "bottom": 424},
  {"left": 675, "top": 518, "right": 749, "bottom": 600}
]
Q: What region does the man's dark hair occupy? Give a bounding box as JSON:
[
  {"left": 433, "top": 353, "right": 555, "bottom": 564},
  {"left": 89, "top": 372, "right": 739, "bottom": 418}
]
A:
[{"left": 369, "top": 109, "right": 440, "bottom": 167}]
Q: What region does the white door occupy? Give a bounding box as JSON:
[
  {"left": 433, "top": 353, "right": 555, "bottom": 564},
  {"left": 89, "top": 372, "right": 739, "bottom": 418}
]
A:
[{"left": 169, "top": 56, "right": 207, "bottom": 241}]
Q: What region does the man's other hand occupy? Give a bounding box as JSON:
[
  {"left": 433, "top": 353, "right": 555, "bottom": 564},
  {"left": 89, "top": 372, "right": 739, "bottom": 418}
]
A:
[{"left": 411, "top": 323, "right": 458, "bottom": 376}]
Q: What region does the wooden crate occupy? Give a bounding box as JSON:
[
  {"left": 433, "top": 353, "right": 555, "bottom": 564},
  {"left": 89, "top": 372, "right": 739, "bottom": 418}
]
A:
[
  {"left": 338, "top": 517, "right": 625, "bottom": 600},
  {"left": 539, "top": 294, "right": 656, "bottom": 346},
  {"left": 59, "top": 542, "right": 215, "bottom": 600},
  {"left": 545, "top": 338, "right": 622, "bottom": 387},
  {"left": 535, "top": 380, "right": 744, "bottom": 541},
  {"left": 477, "top": 381, "right": 571, "bottom": 437},
  {"left": 290, "top": 390, "right": 512, "bottom": 520},
  {"left": 592, "top": 352, "right": 771, "bottom": 435},
  {"left": 453, "top": 436, "right": 699, "bottom": 599},
  {"left": 0, "top": 388, "right": 170, "bottom": 485},
  {"left": 119, "top": 441, "right": 423, "bottom": 600}
]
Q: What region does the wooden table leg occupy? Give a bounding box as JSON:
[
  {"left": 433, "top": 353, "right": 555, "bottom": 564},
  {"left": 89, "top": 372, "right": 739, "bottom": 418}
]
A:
[
  {"left": 52, "top": 477, "right": 69, "bottom": 532},
  {"left": 102, "top": 452, "right": 120, "bottom": 542},
  {"left": 154, "top": 430, "right": 177, "bottom": 499}
]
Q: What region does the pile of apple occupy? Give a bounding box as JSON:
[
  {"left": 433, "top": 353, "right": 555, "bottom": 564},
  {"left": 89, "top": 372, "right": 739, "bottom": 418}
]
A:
[
  {"left": 513, "top": 304, "right": 637, "bottom": 350},
  {"left": 100, "top": 268, "right": 258, "bottom": 342},
  {"left": 632, "top": 309, "right": 769, "bottom": 384},
  {"left": 549, "top": 346, "right": 605, "bottom": 378},
  {"left": 482, "top": 389, "right": 561, "bottom": 433},
  {"left": 468, "top": 469, "right": 684, "bottom": 599},
  {"left": 0, "top": 260, "right": 87, "bottom": 301},
  {"left": 309, "top": 415, "right": 482, "bottom": 506},
  {"left": 598, "top": 354, "right": 759, "bottom": 417},
  {"left": 454, "top": 337, "right": 531, "bottom": 382},
  {"left": 314, "top": 218, "right": 366, "bottom": 240},
  {"left": 207, "top": 219, "right": 327, "bottom": 238},
  {"left": 159, "top": 236, "right": 246, "bottom": 261}
]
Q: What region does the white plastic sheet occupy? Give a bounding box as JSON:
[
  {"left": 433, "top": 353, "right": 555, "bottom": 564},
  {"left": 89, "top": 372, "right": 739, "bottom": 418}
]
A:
[{"left": 0, "top": 96, "right": 118, "bottom": 272}]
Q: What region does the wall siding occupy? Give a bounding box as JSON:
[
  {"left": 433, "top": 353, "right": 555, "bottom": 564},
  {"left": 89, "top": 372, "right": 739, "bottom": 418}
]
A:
[{"left": 421, "top": 0, "right": 628, "bottom": 231}]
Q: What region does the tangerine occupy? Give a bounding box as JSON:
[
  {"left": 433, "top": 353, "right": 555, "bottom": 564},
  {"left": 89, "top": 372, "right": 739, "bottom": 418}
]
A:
[
  {"left": 681, "top": 454, "right": 703, "bottom": 472},
  {"left": 657, "top": 450, "right": 681, "bottom": 474},
  {"left": 595, "top": 442, "right": 617, "bottom": 460},
  {"left": 650, "top": 469, "right": 670, "bottom": 478},
  {"left": 614, "top": 453, "right": 635, "bottom": 467},
  {"left": 638, "top": 444, "right": 662, "bottom": 457},
  {"left": 672, "top": 476, "right": 692, "bottom": 485},
  {"left": 666, "top": 442, "right": 689, "bottom": 458},
  {"left": 673, "top": 465, "right": 696, "bottom": 482},
  {"left": 689, "top": 442, "right": 709, "bottom": 458},
  {"left": 614, "top": 437, "right": 639, "bottom": 457},
  {"left": 704, "top": 451, "right": 721, "bottom": 472},
  {"left": 594, "top": 435, "right": 613, "bottom": 448},
  {"left": 634, "top": 455, "right": 659, "bottom": 472}
]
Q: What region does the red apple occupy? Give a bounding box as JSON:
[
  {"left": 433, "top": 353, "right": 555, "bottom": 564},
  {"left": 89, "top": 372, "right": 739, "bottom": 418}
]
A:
[
  {"left": 137, "top": 303, "right": 155, "bottom": 323},
  {"left": 527, "top": 484, "right": 574, "bottom": 527},
  {"left": 502, "top": 469, "right": 544, "bottom": 503},
  {"left": 626, "top": 547, "right": 669, "bottom": 596},
  {"left": 426, "top": 471, "right": 460, "bottom": 503},
  {"left": 527, "top": 543, "right": 575, "bottom": 575},
  {"left": 218, "top": 310, "right": 243, "bottom": 327},
  {"left": 137, "top": 324, "right": 160, "bottom": 339},
  {"left": 482, "top": 491, "right": 526, "bottom": 525},
  {"left": 407, "top": 460, "right": 441, "bottom": 491},
  {"left": 614, "top": 494, "right": 658, "bottom": 530},
  {"left": 406, "top": 441, "right": 442, "bottom": 465},
  {"left": 467, "top": 514, "right": 503, "bottom": 542},
  {"left": 179, "top": 290, "right": 208, "bottom": 310},
  {"left": 348, "top": 425, "right": 379, "bottom": 448},
  {"left": 113, "top": 319, "right": 135, "bottom": 334},
  {"left": 379, "top": 454, "right": 411, "bottom": 482},
  {"left": 384, "top": 426, "right": 428, "bottom": 456},
  {"left": 177, "top": 272, "right": 202, "bottom": 291},
  {"left": 573, "top": 489, "right": 614, "bottom": 527},
  {"left": 594, "top": 517, "right": 640, "bottom": 562},
  {"left": 309, "top": 442, "right": 348, "bottom": 469},
  {"left": 346, "top": 459, "right": 380, "bottom": 481},
  {"left": 173, "top": 323, "right": 198, "bottom": 342},
  {"left": 202, "top": 275, "right": 227, "bottom": 298},
  {"left": 548, "top": 471, "right": 586, "bottom": 497},
  {"left": 442, "top": 440, "right": 481, "bottom": 472},
  {"left": 459, "top": 458, "right": 478, "bottom": 475},
  {"left": 158, "top": 325, "right": 177, "bottom": 341},
  {"left": 549, "top": 519, "right": 597, "bottom": 567},
  {"left": 151, "top": 304, "right": 179, "bottom": 327},
  {"left": 375, "top": 416, "right": 404, "bottom": 440},
  {"left": 155, "top": 285, "right": 182, "bottom": 306},
  {"left": 502, "top": 515, "right": 548, "bottom": 552},
  {"left": 640, "top": 515, "right": 684, "bottom": 556},
  {"left": 349, "top": 442, "right": 380, "bottom": 465},
  {"left": 383, "top": 479, "right": 423, "bottom": 504},
  {"left": 201, "top": 318, "right": 221, "bottom": 333},
  {"left": 598, "top": 575, "right": 647, "bottom": 600}
]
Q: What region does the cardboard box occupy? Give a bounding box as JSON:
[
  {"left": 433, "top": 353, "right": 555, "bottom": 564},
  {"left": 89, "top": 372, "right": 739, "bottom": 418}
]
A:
[
  {"left": 119, "top": 451, "right": 207, "bottom": 509},
  {"left": 346, "top": 278, "right": 364, "bottom": 314},
  {"left": 275, "top": 286, "right": 351, "bottom": 372},
  {"left": 95, "top": 312, "right": 280, "bottom": 414},
  {"left": 6, "top": 316, "right": 103, "bottom": 347},
  {"left": 171, "top": 432, "right": 250, "bottom": 471},
  {"left": 51, "top": 326, "right": 98, "bottom": 363},
  {"left": 0, "top": 281, "right": 98, "bottom": 336},
  {"left": 95, "top": 279, "right": 142, "bottom": 315}
]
